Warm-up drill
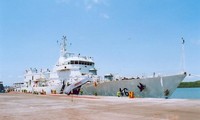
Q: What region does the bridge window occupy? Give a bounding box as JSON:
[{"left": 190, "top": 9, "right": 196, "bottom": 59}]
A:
[
  {"left": 79, "top": 61, "right": 83, "bottom": 65},
  {"left": 69, "top": 61, "right": 94, "bottom": 66},
  {"left": 70, "top": 61, "right": 75, "bottom": 64}
]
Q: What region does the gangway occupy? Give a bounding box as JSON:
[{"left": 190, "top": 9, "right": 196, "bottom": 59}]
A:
[{"left": 64, "top": 77, "right": 92, "bottom": 95}]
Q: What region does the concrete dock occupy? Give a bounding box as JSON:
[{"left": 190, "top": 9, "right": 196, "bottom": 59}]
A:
[{"left": 0, "top": 92, "right": 200, "bottom": 120}]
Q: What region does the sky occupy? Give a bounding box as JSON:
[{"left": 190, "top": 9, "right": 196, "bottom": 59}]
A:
[{"left": 0, "top": 0, "right": 200, "bottom": 85}]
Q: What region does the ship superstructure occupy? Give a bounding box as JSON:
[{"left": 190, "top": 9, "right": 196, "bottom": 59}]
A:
[{"left": 18, "top": 36, "right": 97, "bottom": 94}]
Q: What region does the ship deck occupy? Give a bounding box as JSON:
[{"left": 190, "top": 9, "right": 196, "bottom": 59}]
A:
[{"left": 0, "top": 92, "right": 200, "bottom": 120}]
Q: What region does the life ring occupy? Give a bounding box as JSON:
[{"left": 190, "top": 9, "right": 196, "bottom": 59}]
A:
[{"left": 128, "top": 91, "right": 134, "bottom": 98}]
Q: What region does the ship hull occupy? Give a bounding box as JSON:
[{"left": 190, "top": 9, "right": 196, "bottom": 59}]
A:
[
  {"left": 81, "top": 73, "right": 187, "bottom": 98},
  {"left": 20, "top": 84, "right": 63, "bottom": 94}
]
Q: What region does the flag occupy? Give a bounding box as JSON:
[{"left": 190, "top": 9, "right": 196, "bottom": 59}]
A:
[{"left": 182, "top": 37, "right": 185, "bottom": 44}]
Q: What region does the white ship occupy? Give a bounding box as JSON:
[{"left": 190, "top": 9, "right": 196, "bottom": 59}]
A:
[{"left": 14, "top": 36, "right": 187, "bottom": 98}]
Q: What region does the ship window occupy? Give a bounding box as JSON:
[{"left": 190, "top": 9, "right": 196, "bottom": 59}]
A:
[
  {"left": 70, "top": 61, "right": 75, "bottom": 64},
  {"left": 78, "top": 61, "right": 94, "bottom": 65},
  {"left": 79, "top": 61, "right": 84, "bottom": 65}
]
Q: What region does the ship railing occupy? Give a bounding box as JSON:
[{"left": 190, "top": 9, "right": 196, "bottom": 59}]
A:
[
  {"left": 122, "top": 71, "right": 186, "bottom": 80},
  {"left": 66, "top": 53, "right": 93, "bottom": 60}
]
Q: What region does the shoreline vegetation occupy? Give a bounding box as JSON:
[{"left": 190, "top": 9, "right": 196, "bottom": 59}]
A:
[{"left": 178, "top": 80, "right": 200, "bottom": 88}]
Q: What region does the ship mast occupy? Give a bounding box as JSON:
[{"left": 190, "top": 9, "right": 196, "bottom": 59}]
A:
[{"left": 60, "top": 36, "right": 67, "bottom": 57}]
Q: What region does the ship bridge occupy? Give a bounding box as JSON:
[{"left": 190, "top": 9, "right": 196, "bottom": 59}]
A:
[
  {"left": 56, "top": 54, "right": 96, "bottom": 75},
  {"left": 55, "top": 36, "right": 97, "bottom": 75}
]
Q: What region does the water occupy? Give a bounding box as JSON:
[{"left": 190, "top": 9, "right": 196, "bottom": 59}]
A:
[{"left": 170, "top": 88, "right": 200, "bottom": 99}]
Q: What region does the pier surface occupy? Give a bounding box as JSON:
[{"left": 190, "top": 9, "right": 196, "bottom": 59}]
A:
[{"left": 0, "top": 92, "right": 200, "bottom": 120}]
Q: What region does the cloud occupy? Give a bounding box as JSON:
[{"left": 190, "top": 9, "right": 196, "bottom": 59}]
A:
[
  {"left": 56, "top": 0, "right": 107, "bottom": 11},
  {"left": 84, "top": 0, "right": 110, "bottom": 19},
  {"left": 56, "top": 0, "right": 110, "bottom": 19},
  {"left": 84, "top": 0, "right": 103, "bottom": 11},
  {"left": 100, "top": 13, "right": 110, "bottom": 19},
  {"left": 56, "top": 0, "right": 71, "bottom": 4}
]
